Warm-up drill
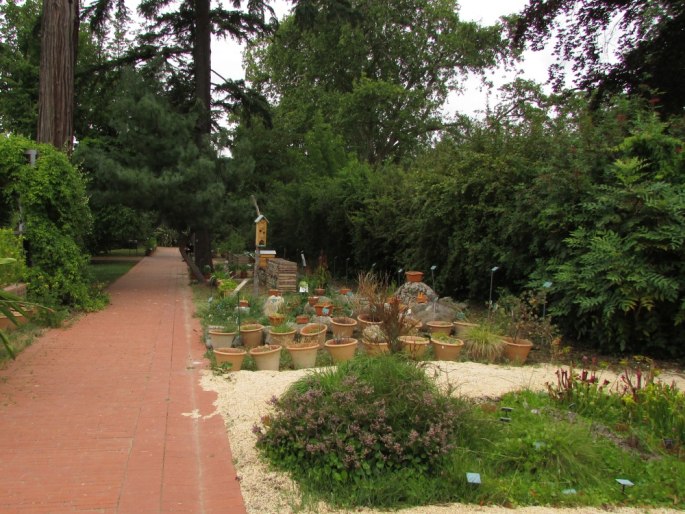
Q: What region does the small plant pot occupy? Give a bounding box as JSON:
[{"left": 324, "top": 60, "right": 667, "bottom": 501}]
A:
[
  {"left": 213, "top": 348, "right": 246, "bottom": 371},
  {"left": 299, "top": 323, "right": 327, "bottom": 347},
  {"left": 268, "top": 289, "right": 280, "bottom": 296},
  {"left": 239, "top": 299, "right": 249, "bottom": 308},
  {"left": 330, "top": 317, "right": 357, "bottom": 338},
  {"left": 269, "top": 327, "right": 296, "bottom": 347},
  {"left": 295, "top": 315, "right": 310, "bottom": 324},
  {"left": 285, "top": 342, "right": 319, "bottom": 369},
  {"left": 431, "top": 338, "right": 464, "bottom": 361},
  {"left": 207, "top": 327, "right": 238, "bottom": 349},
  {"left": 268, "top": 314, "right": 285, "bottom": 327},
  {"left": 357, "top": 313, "right": 382, "bottom": 331},
  {"left": 314, "top": 303, "right": 333, "bottom": 317},
  {"left": 405, "top": 271, "right": 424, "bottom": 283},
  {"left": 249, "top": 344, "right": 282, "bottom": 371},
  {"left": 502, "top": 337, "right": 534, "bottom": 364},
  {"left": 314, "top": 288, "right": 326, "bottom": 296},
  {"left": 399, "top": 335, "right": 430, "bottom": 360},
  {"left": 453, "top": 321, "right": 478, "bottom": 338},
  {"left": 426, "top": 320, "right": 453, "bottom": 336},
  {"left": 308, "top": 296, "right": 319, "bottom": 306},
  {"left": 338, "top": 287, "right": 351, "bottom": 295},
  {"left": 324, "top": 338, "right": 358, "bottom": 363},
  {"left": 240, "top": 323, "right": 264, "bottom": 350},
  {"left": 361, "top": 340, "right": 389, "bottom": 356}
]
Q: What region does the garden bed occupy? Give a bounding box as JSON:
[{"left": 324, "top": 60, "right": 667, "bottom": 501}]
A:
[{"left": 201, "top": 361, "right": 685, "bottom": 514}]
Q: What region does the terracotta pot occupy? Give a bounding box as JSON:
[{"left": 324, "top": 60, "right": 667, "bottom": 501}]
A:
[
  {"left": 213, "top": 348, "right": 246, "bottom": 371},
  {"left": 239, "top": 299, "right": 249, "bottom": 308},
  {"left": 405, "top": 271, "right": 424, "bottom": 283},
  {"left": 269, "top": 327, "right": 296, "bottom": 347},
  {"left": 240, "top": 323, "right": 264, "bottom": 349},
  {"left": 453, "top": 321, "right": 478, "bottom": 339},
  {"left": 399, "top": 335, "right": 430, "bottom": 360},
  {"left": 207, "top": 327, "right": 238, "bottom": 349},
  {"left": 357, "top": 313, "right": 382, "bottom": 331},
  {"left": 268, "top": 289, "right": 280, "bottom": 296},
  {"left": 295, "top": 315, "right": 310, "bottom": 324},
  {"left": 285, "top": 342, "right": 319, "bottom": 369},
  {"left": 330, "top": 317, "right": 357, "bottom": 338},
  {"left": 249, "top": 344, "right": 282, "bottom": 371},
  {"left": 324, "top": 338, "right": 358, "bottom": 363},
  {"left": 299, "top": 323, "right": 327, "bottom": 347},
  {"left": 426, "top": 320, "right": 453, "bottom": 336},
  {"left": 314, "top": 303, "right": 333, "bottom": 317},
  {"left": 268, "top": 314, "right": 285, "bottom": 326},
  {"left": 361, "top": 339, "right": 389, "bottom": 356},
  {"left": 339, "top": 287, "right": 351, "bottom": 295},
  {"left": 431, "top": 338, "right": 464, "bottom": 361},
  {"left": 308, "top": 296, "right": 319, "bottom": 306},
  {"left": 502, "top": 337, "right": 534, "bottom": 364},
  {"left": 314, "top": 288, "right": 326, "bottom": 296}
]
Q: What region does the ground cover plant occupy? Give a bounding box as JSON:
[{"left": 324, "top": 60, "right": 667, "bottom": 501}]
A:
[{"left": 254, "top": 355, "right": 685, "bottom": 510}]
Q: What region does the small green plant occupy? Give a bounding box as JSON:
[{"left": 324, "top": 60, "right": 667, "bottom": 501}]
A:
[
  {"left": 270, "top": 322, "right": 295, "bottom": 334},
  {"left": 431, "top": 332, "right": 459, "bottom": 344},
  {"left": 463, "top": 324, "right": 504, "bottom": 362}
]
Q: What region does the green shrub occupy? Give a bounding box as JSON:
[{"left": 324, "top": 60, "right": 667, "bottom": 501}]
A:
[
  {"left": 0, "top": 228, "right": 26, "bottom": 285},
  {"left": 254, "top": 356, "right": 474, "bottom": 507}
]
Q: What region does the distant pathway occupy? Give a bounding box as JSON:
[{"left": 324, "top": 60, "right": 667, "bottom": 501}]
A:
[{"left": 0, "top": 248, "right": 246, "bottom": 513}]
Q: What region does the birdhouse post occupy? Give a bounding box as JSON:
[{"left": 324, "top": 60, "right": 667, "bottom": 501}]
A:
[{"left": 255, "top": 215, "right": 268, "bottom": 248}]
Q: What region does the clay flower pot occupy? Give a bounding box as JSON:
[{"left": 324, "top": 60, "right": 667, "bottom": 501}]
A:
[
  {"left": 399, "top": 335, "right": 430, "bottom": 360},
  {"left": 299, "top": 323, "right": 327, "bottom": 347},
  {"left": 330, "top": 317, "right": 357, "bottom": 338},
  {"left": 324, "top": 337, "right": 358, "bottom": 363},
  {"left": 502, "top": 337, "right": 534, "bottom": 364},
  {"left": 269, "top": 326, "right": 296, "bottom": 347},
  {"left": 339, "top": 287, "right": 351, "bottom": 295},
  {"left": 268, "top": 313, "right": 285, "bottom": 327},
  {"left": 314, "top": 288, "right": 326, "bottom": 296},
  {"left": 295, "top": 315, "right": 310, "bottom": 324},
  {"left": 314, "top": 303, "right": 332, "bottom": 317},
  {"left": 285, "top": 341, "right": 319, "bottom": 369},
  {"left": 207, "top": 326, "right": 238, "bottom": 349},
  {"left": 405, "top": 271, "right": 424, "bottom": 283},
  {"left": 249, "top": 344, "right": 282, "bottom": 371},
  {"left": 213, "top": 347, "right": 246, "bottom": 371},
  {"left": 426, "top": 320, "right": 453, "bottom": 336},
  {"left": 361, "top": 340, "right": 389, "bottom": 356},
  {"left": 308, "top": 296, "right": 320, "bottom": 306},
  {"left": 430, "top": 337, "right": 464, "bottom": 361},
  {"left": 357, "top": 313, "right": 382, "bottom": 331},
  {"left": 240, "top": 323, "right": 264, "bottom": 350},
  {"left": 453, "top": 320, "right": 478, "bottom": 339}
]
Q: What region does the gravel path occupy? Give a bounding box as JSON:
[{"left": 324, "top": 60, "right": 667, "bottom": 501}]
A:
[{"left": 200, "top": 361, "right": 685, "bottom": 514}]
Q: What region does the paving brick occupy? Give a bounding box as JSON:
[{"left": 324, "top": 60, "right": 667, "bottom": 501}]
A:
[{"left": 0, "top": 249, "right": 246, "bottom": 513}]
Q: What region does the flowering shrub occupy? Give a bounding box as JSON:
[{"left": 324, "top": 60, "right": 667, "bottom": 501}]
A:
[{"left": 254, "top": 356, "right": 468, "bottom": 485}]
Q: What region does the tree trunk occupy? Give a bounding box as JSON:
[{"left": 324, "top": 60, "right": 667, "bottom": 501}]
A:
[
  {"left": 179, "top": 234, "right": 205, "bottom": 283},
  {"left": 37, "top": 0, "right": 79, "bottom": 152},
  {"left": 194, "top": 0, "right": 212, "bottom": 141},
  {"left": 193, "top": 227, "right": 213, "bottom": 276}
]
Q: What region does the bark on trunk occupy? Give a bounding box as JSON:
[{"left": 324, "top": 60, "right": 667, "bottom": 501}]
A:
[
  {"left": 37, "top": 0, "right": 79, "bottom": 152},
  {"left": 194, "top": 0, "right": 212, "bottom": 140},
  {"left": 179, "top": 234, "right": 205, "bottom": 283},
  {"left": 193, "top": 228, "right": 213, "bottom": 276}
]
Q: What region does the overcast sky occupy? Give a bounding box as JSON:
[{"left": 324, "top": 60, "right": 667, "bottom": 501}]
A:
[{"left": 209, "top": 0, "right": 553, "bottom": 117}]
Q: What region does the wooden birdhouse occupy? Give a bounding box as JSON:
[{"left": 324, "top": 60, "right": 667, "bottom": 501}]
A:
[{"left": 254, "top": 215, "right": 268, "bottom": 247}]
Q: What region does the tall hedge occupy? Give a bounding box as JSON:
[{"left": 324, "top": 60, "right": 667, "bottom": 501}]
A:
[{"left": 0, "top": 134, "right": 104, "bottom": 309}]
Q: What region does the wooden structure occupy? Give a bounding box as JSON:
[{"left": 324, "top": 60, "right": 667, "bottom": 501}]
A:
[
  {"left": 255, "top": 215, "right": 268, "bottom": 247},
  {"left": 267, "top": 258, "right": 297, "bottom": 292}
]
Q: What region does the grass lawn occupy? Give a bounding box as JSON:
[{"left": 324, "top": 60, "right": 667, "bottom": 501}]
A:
[{"left": 88, "top": 259, "right": 139, "bottom": 287}]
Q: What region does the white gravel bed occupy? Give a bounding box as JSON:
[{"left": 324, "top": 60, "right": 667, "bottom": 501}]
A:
[{"left": 200, "top": 361, "right": 685, "bottom": 514}]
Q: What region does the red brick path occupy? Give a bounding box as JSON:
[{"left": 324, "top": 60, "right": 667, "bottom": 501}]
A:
[{"left": 0, "top": 248, "right": 246, "bottom": 513}]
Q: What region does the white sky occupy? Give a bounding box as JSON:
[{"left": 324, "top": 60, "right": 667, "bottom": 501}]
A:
[{"left": 209, "top": 0, "right": 554, "bottom": 117}]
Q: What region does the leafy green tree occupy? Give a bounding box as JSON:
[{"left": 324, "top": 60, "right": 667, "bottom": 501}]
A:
[
  {"left": 247, "top": 0, "right": 504, "bottom": 164},
  {"left": 511, "top": 0, "right": 685, "bottom": 115}
]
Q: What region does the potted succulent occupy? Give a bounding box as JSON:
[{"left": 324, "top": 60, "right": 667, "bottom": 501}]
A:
[
  {"left": 249, "top": 344, "right": 282, "bottom": 371},
  {"left": 430, "top": 333, "right": 464, "bottom": 361},
  {"left": 269, "top": 323, "right": 297, "bottom": 347},
  {"left": 361, "top": 325, "right": 388, "bottom": 356},
  {"left": 324, "top": 336, "right": 358, "bottom": 363}
]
